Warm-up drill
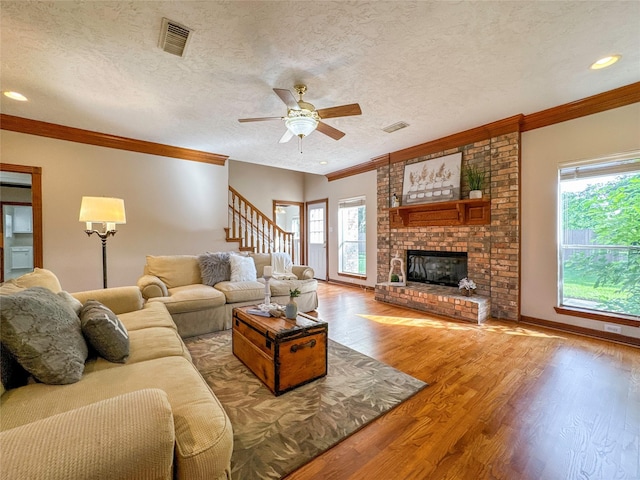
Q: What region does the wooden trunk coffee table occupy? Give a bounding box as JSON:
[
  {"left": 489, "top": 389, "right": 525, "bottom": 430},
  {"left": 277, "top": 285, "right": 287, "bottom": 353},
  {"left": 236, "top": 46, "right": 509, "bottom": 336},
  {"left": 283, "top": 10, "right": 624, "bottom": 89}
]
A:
[{"left": 232, "top": 306, "right": 328, "bottom": 396}]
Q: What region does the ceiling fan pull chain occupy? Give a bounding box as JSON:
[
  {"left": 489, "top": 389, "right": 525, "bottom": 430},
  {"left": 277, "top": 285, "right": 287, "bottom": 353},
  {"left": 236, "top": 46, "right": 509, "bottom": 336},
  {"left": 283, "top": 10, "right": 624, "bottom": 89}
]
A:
[{"left": 299, "top": 136, "right": 303, "bottom": 154}]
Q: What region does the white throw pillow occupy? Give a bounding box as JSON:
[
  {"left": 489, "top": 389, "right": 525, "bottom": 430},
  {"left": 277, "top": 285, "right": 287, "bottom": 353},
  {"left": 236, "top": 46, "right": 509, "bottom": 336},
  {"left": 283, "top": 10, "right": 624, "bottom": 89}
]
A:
[{"left": 229, "top": 255, "right": 257, "bottom": 282}]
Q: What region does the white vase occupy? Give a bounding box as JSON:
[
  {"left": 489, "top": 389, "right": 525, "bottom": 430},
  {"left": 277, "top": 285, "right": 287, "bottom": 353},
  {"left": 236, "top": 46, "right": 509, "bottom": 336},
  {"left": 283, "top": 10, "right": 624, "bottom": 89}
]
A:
[
  {"left": 285, "top": 298, "right": 298, "bottom": 319},
  {"left": 469, "top": 190, "right": 482, "bottom": 199}
]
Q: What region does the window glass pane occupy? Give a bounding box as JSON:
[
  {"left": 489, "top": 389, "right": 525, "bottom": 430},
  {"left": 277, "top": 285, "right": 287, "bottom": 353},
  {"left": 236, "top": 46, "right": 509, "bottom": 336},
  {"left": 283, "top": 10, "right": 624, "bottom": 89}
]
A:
[
  {"left": 309, "top": 208, "right": 323, "bottom": 244},
  {"left": 559, "top": 160, "right": 640, "bottom": 318},
  {"left": 338, "top": 198, "right": 366, "bottom": 276}
]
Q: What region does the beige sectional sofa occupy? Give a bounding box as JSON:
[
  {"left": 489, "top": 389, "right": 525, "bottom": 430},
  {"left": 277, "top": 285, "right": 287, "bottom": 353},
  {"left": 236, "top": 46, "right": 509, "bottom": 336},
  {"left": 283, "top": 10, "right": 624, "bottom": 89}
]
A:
[
  {"left": 0, "top": 269, "right": 233, "bottom": 480},
  {"left": 137, "top": 252, "right": 319, "bottom": 338}
]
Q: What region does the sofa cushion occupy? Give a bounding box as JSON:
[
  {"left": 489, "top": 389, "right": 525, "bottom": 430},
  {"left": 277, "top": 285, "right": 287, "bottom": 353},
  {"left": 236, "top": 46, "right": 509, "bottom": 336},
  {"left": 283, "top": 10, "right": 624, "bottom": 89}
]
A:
[
  {"left": 148, "top": 284, "right": 226, "bottom": 314},
  {"left": 198, "top": 252, "right": 231, "bottom": 286},
  {"left": 84, "top": 326, "right": 190, "bottom": 373},
  {"left": 0, "top": 356, "right": 234, "bottom": 478},
  {"left": 269, "top": 278, "right": 319, "bottom": 296},
  {"left": 229, "top": 254, "right": 257, "bottom": 282},
  {"left": 0, "top": 287, "right": 88, "bottom": 385},
  {"left": 2, "top": 268, "right": 62, "bottom": 294},
  {"left": 119, "top": 302, "right": 177, "bottom": 332},
  {"left": 80, "top": 300, "right": 130, "bottom": 363},
  {"left": 0, "top": 389, "right": 175, "bottom": 480},
  {"left": 214, "top": 281, "right": 265, "bottom": 303},
  {"left": 72, "top": 286, "right": 144, "bottom": 316},
  {"left": 249, "top": 253, "right": 271, "bottom": 277},
  {"left": 0, "top": 280, "right": 26, "bottom": 296},
  {"left": 145, "top": 255, "right": 202, "bottom": 289}
]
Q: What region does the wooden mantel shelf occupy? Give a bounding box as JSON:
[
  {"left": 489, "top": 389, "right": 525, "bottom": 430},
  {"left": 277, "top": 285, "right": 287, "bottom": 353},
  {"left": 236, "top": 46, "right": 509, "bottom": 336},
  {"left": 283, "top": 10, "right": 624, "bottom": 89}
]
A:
[{"left": 389, "top": 198, "right": 490, "bottom": 227}]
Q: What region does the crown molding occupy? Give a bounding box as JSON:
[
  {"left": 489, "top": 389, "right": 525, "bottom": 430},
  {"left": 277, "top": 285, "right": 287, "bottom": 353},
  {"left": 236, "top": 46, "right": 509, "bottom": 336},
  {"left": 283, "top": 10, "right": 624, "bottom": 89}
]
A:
[
  {"left": 326, "top": 82, "right": 640, "bottom": 180},
  {"left": 389, "top": 115, "right": 524, "bottom": 164},
  {"left": 326, "top": 154, "right": 389, "bottom": 181},
  {"left": 521, "top": 81, "right": 640, "bottom": 131},
  {"left": 0, "top": 114, "right": 228, "bottom": 166}
]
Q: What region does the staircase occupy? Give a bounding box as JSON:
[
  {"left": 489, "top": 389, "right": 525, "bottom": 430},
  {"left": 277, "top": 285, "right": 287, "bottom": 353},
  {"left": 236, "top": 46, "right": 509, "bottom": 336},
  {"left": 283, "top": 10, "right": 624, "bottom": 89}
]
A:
[{"left": 226, "top": 186, "right": 296, "bottom": 262}]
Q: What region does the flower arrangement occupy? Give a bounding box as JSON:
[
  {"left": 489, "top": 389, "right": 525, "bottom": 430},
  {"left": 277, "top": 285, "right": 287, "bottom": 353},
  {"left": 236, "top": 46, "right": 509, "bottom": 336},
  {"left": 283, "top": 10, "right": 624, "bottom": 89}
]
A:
[
  {"left": 458, "top": 277, "right": 477, "bottom": 291},
  {"left": 289, "top": 288, "right": 301, "bottom": 298}
]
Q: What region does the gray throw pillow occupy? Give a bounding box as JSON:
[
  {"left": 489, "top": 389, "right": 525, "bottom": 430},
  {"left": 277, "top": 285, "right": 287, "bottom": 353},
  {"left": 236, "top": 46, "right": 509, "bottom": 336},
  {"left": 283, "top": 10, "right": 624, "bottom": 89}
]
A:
[
  {"left": 0, "top": 287, "right": 88, "bottom": 385},
  {"left": 80, "top": 300, "right": 129, "bottom": 363},
  {"left": 198, "top": 252, "right": 231, "bottom": 286},
  {"left": 57, "top": 290, "right": 83, "bottom": 315},
  {"left": 0, "top": 343, "right": 30, "bottom": 390}
]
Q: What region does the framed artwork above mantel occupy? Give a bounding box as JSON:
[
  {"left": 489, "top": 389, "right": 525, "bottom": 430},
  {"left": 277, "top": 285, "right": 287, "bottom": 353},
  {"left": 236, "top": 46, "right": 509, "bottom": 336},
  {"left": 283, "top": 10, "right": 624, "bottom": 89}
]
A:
[{"left": 401, "top": 152, "right": 462, "bottom": 206}]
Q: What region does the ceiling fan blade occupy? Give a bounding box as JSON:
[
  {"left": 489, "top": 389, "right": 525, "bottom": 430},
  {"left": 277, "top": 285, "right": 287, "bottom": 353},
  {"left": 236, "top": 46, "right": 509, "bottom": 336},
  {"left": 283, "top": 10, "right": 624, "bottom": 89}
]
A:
[
  {"left": 238, "top": 117, "right": 282, "bottom": 123},
  {"left": 316, "top": 121, "right": 346, "bottom": 140},
  {"left": 316, "top": 103, "right": 362, "bottom": 119},
  {"left": 273, "top": 88, "right": 300, "bottom": 110},
  {"left": 279, "top": 129, "right": 294, "bottom": 143}
]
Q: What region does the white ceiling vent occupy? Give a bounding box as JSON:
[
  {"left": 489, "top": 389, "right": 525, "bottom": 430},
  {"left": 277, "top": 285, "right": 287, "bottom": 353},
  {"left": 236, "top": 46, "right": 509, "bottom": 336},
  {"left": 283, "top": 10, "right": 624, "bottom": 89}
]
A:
[
  {"left": 382, "top": 121, "right": 410, "bottom": 133},
  {"left": 159, "top": 18, "right": 192, "bottom": 57}
]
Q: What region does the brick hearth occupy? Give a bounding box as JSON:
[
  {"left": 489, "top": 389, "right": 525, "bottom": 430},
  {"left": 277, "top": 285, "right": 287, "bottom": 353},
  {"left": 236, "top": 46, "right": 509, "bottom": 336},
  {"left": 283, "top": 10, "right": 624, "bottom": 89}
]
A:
[
  {"left": 375, "top": 282, "right": 490, "bottom": 324},
  {"left": 376, "top": 132, "right": 520, "bottom": 321}
]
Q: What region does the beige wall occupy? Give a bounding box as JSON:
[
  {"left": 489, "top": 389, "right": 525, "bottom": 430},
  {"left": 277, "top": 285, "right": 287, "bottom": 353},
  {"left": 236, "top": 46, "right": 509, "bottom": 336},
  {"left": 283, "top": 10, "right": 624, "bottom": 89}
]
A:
[
  {"left": 1, "top": 131, "right": 230, "bottom": 292},
  {"left": 304, "top": 170, "right": 378, "bottom": 287},
  {"left": 521, "top": 103, "right": 640, "bottom": 339},
  {"left": 228, "top": 160, "right": 305, "bottom": 215}
]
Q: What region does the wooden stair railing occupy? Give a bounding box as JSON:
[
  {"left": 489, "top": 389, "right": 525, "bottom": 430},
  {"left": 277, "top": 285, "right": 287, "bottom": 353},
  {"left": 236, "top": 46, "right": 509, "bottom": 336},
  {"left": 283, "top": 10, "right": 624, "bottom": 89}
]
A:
[{"left": 227, "top": 186, "right": 296, "bottom": 262}]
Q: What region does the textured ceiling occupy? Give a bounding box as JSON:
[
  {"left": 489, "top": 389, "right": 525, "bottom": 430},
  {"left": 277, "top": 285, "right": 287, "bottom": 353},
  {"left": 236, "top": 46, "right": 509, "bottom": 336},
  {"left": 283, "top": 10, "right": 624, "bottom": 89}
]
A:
[{"left": 1, "top": 1, "right": 639, "bottom": 175}]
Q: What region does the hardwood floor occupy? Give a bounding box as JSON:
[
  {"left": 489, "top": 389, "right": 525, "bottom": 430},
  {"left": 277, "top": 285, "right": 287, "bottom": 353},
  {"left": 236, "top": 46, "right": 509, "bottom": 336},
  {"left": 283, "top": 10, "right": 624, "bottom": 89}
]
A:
[{"left": 286, "top": 282, "right": 640, "bottom": 480}]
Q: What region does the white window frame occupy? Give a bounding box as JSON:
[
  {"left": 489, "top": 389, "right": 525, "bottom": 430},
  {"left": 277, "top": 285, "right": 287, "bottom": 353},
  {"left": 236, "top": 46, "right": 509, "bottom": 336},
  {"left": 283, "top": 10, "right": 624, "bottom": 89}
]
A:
[
  {"left": 338, "top": 196, "right": 366, "bottom": 277},
  {"left": 557, "top": 150, "right": 640, "bottom": 320}
]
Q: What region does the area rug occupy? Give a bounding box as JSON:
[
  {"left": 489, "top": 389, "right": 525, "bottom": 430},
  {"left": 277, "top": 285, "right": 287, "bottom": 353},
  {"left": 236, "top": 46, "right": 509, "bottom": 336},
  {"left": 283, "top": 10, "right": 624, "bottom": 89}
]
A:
[{"left": 185, "top": 330, "right": 427, "bottom": 480}]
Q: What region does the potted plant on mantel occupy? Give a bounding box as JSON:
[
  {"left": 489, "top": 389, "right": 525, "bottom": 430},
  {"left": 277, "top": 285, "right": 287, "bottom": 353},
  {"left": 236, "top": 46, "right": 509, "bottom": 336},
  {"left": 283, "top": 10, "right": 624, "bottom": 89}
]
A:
[{"left": 465, "top": 165, "right": 485, "bottom": 199}]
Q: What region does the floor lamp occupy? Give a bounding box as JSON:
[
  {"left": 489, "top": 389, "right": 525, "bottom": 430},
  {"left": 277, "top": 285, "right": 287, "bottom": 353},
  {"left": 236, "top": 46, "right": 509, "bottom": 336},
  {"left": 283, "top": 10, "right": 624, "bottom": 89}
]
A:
[{"left": 79, "top": 196, "right": 126, "bottom": 289}]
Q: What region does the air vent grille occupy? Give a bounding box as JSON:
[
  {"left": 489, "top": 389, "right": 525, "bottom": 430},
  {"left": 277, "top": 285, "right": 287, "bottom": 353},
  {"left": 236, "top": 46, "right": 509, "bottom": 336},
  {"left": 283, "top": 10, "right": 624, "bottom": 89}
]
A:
[
  {"left": 159, "top": 18, "right": 192, "bottom": 57},
  {"left": 382, "top": 121, "right": 409, "bottom": 133}
]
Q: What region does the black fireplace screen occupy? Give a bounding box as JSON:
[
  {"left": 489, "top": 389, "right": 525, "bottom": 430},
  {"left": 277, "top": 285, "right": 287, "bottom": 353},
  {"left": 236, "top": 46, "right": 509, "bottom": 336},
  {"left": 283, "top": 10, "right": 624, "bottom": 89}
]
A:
[{"left": 406, "top": 250, "right": 468, "bottom": 287}]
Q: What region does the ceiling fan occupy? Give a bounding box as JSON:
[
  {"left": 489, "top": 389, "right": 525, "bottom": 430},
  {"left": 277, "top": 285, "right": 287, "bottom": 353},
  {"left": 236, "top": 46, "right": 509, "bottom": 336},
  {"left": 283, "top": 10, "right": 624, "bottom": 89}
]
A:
[{"left": 238, "top": 84, "right": 362, "bottom": 144}]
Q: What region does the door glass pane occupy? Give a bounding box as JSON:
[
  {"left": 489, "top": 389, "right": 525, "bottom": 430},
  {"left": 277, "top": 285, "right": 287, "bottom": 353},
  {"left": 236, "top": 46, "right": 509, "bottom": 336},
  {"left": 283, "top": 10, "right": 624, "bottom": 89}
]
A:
[{"left": 309, "top": 208, "right": 324, "bottom": 244}]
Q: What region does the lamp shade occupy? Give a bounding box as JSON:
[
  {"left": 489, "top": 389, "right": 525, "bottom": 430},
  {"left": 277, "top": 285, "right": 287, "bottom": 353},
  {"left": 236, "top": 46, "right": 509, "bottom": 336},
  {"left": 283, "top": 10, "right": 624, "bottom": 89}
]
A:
[
  {"left": 79, "top": 197, "right": 126, "bottom": 223},
  {"left": 285, "top": 116, "right": 318, "bottom": 138}
]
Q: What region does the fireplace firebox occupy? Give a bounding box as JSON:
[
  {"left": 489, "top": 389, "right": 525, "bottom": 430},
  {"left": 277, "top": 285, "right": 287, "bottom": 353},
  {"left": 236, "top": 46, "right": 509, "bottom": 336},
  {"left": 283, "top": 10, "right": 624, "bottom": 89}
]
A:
[{"left": 406, "top": 250, "right": 468, "bottom": 287}]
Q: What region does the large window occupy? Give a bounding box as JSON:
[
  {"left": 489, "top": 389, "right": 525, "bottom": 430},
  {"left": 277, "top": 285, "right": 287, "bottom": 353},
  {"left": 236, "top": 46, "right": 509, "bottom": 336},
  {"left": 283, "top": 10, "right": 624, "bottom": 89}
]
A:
[
  {"left": 558, "top": 152, "right": 640, "bottom": 319},
  {"left": 338, "top": 196, "right": 366, "bottom": 276}
]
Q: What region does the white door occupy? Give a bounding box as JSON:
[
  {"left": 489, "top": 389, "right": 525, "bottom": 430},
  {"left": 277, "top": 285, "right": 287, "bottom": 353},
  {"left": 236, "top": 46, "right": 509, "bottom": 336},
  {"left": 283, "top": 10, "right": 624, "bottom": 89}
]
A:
[{"left": 307, "top": 201, "right": 327, "bottom": 280}]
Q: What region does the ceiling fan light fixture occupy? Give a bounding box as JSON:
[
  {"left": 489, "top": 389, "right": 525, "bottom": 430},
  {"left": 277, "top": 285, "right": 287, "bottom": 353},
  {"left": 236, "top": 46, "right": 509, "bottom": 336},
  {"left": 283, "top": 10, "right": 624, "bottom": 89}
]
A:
[{"left": 285, "top": 114, "right": 318, "bottom": 138}]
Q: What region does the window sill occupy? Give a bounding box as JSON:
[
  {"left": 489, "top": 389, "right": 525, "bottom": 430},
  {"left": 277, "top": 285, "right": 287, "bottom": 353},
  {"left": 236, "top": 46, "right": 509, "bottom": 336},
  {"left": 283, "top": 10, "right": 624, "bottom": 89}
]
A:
[
  {"left": 338, "top": 272, "right": 367, "bottom": 280},
  {"left": 554, "top": 306, "right": 639, "bottom": 327}
]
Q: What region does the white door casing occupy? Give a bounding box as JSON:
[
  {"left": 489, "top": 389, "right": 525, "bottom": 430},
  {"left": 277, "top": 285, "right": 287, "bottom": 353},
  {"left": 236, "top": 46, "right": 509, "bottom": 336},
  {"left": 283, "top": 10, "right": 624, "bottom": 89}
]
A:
[{"left": 307, "top": 200, "right": 327, "bottom": 280}]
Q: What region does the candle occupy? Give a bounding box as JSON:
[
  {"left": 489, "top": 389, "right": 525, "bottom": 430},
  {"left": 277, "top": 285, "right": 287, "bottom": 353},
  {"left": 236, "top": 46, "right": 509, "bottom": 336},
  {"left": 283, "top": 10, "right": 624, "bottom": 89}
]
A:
[
  {"left": 85, "top": 221, "right": 92, "bottom": 230},
  {"left": 264, "top": 266, "right": 273, "bottom": 277},
  {"left": 106, "top": 222, "right": 116, "bottom": 232}
]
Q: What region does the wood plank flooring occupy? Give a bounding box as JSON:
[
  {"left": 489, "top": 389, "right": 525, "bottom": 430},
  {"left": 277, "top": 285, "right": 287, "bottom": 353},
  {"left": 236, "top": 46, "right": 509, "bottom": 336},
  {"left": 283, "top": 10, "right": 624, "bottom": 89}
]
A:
[{"left": 285, "top": 282, "right": 640, "bottom": 480}]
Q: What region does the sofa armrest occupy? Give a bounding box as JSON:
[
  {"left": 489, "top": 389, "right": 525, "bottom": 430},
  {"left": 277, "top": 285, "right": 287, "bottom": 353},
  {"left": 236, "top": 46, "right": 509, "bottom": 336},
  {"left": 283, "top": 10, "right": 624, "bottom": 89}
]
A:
[
  {"left": 0, "top": 389, "right": 175, "bottom": 480},
  {"left": 138, "top": 274, "right": 169, "bottom": 300},
  {"left": 72, "top": 286, "right": 144, "bottom": 315},
  {"left": 292, "top": 265, "right": 315, "bottom": 280}
]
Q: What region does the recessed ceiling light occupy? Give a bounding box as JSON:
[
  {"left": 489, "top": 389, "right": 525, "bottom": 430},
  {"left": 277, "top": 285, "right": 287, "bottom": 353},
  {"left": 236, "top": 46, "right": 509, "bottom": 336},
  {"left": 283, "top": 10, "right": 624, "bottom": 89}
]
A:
[
  {"left": 590, "top": 55, "right": 621, "bottom": 70},
  {"left": 3, "top": 91, "right": 28, "bottom": 101},
  {"left": 319, "top": 161, "right": 328, "bottom": 165}
]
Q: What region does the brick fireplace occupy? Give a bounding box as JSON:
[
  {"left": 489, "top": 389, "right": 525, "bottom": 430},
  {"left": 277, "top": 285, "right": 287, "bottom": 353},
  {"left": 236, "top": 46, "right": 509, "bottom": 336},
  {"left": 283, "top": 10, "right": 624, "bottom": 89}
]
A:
[{"left": 375, "top": 130, "right": 520, "bottom": 322}]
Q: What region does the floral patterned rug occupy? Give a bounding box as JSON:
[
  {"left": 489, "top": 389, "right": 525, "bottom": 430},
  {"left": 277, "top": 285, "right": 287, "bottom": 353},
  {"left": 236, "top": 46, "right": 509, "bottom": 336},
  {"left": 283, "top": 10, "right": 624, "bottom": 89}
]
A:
[{"left": 185, "top": 330, "right": 427, "bottom": 480}]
